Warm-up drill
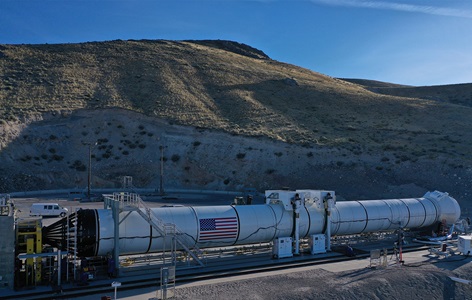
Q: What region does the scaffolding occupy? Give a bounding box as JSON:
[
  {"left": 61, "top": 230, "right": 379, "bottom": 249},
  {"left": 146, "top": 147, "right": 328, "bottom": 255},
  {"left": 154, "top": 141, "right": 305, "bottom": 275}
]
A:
[
  {"left": 122, "top": 176, "right": 133, "bottom": 190},
  {"left": 103, "top": 192, "right": 205, "bottom": 276}
]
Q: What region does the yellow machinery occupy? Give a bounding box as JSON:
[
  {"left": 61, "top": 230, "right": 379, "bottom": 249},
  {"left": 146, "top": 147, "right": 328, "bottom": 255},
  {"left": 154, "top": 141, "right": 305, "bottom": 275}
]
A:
[{"left": 16, "top": 218, "right": 42, "bottom": 287}]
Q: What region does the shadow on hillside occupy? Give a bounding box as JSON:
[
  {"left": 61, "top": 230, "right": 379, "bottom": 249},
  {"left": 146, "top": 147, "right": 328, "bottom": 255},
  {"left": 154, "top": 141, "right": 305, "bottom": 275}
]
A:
[
  {"left": 201, "top": 78, "right": 336, "bottom": 132},
  {"left": 370, "top": 83, "right": 472, "bottom": 108}
]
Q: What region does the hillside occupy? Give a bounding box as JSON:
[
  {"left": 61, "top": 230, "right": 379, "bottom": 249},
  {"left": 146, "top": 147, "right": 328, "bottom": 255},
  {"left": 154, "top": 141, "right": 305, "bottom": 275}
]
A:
[
  {"left": 338, "top": 78, "right": 412, "bottom": 88},
  {"left": 0, "top": 40, "right": 471, "bottom": 210},
  {"left": 341, "top": 78, "right": 472, "bottom": 108}
]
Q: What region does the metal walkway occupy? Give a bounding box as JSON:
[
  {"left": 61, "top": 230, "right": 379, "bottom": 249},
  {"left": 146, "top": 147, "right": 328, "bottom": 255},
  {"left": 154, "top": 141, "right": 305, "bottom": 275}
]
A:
[{"left": 103, "top": 192, "right": 205, "bottom": 267}]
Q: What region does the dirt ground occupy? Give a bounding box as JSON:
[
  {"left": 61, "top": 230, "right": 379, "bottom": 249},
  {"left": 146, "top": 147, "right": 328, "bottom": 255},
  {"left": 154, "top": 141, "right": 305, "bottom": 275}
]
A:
[
  {"left": 174, "top": 263, "right": 472, "bottom": 300},
  {"left": 71, "top": 249, "right": 472, "bottom": 300}
]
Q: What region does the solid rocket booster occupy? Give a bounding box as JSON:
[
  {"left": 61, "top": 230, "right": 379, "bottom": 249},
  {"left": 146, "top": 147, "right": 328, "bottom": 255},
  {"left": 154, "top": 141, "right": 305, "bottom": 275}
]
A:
[{"left": 57, "top": 190, "right": 461, "bottom": 257}]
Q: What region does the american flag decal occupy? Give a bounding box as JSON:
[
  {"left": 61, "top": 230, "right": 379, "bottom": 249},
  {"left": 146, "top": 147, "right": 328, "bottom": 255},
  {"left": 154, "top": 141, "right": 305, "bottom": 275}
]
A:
[{"left": 199, "top": 217, "right": 238, "bottom": 241}]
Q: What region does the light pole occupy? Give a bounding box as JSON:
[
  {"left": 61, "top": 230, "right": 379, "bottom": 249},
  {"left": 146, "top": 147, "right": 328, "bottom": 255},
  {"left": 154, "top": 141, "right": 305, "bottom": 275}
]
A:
[
  {"left": 83, "top": 142, "right": 97, "bottom": 199},
  {"left": 159, "top": 145, "right": 164, "bottom": 195},
  {"left": 158, "top": 135, "right": 166, "bottom": 195}
]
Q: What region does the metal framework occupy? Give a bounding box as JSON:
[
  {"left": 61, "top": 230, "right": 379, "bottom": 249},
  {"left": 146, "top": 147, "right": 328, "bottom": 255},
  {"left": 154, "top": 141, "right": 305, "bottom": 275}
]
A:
[{"left": 103, "top": 192, "right": 205, "bottom": 276}]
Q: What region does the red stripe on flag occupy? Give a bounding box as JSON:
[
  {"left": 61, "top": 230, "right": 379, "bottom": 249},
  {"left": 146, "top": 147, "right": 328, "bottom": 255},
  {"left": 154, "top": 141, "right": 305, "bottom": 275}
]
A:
[{"left": 199, "top": 217, "right": 238, "bottom": 242}]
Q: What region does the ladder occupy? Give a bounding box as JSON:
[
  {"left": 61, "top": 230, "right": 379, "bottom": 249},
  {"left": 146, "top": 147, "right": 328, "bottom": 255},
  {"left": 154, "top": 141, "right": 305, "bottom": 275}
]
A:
[{"left": 106, "top": 192, "right": 205, "bottom": 266}]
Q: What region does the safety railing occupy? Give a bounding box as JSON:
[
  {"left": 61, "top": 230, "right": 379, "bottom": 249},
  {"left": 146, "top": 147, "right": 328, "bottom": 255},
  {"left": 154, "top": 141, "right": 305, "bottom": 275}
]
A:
[{"left": 104, "top": 192, "right": 205, "bottom": 266}]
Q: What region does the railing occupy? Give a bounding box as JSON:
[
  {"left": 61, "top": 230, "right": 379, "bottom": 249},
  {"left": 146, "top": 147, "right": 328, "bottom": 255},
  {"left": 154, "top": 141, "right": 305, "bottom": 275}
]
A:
[{"left": 104, "top": 192, "right": 205, "bottom": 266}]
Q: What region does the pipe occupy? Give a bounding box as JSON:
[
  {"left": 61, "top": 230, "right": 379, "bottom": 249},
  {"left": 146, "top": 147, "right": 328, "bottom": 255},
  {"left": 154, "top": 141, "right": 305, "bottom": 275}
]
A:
[
  {"left": 293, "top": 195, "right": 301, "bottom": 255},
  {"left": 325, "top": 194, "right": 333, "bottom": 251}
]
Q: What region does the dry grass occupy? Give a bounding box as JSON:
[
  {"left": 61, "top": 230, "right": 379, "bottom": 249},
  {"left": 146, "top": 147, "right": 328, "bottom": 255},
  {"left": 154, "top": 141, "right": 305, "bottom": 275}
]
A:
[{"left": 1, "top": 40, "right": 471, "bottom": 163}]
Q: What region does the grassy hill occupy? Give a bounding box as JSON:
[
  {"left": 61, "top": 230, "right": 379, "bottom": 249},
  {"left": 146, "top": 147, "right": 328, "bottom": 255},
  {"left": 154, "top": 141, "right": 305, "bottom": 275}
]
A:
[
  {"left": 341, "top": 78, "right": 472, "bottom": 108},
  {"left": 0, "top": 40, "right": 471, "bottom": 208}
]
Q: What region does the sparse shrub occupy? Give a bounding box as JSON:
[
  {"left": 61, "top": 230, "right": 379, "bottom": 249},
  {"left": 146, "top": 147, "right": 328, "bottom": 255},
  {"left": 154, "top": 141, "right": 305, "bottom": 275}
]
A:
[
  {"left": 138, "top": 125, "right": 145, "bottom": 130},
  {"left": 41, "top": 154, "right": 48, "bottom": 160},
  {"left": 193, "top": 141, "right": 201, "bottom": 147},
  {"left": 184, "top": 166, "right": 190, "bottom": 171},
  {"left": 274, "top": 152, "right": 283, "bottom": 157},
  {"left": 20, "top": 155, "right": 32, "bottom": 162},
  {"left": 138, "top": 144, "right": 146, "bottom": 149},
  {"left": 49, "top": 134, "right": 57, "bottom": 140},
  {"left": 336, "top": 161, "right": 343, "bottom": 167},
  {"left": 102, "top": 153, "right": 111, "bottom": 159},
  {"left": 147, "top": 132, "right": 154, "bottom": 137},
  {"left": 381, "top": 157, "right": 389, "bottom": 162},
  {"left": 121, "top": 139, "right": 131, "bottom": 146},
  {"left": 400, "top": 155, "right": 410, "bottom": 162},
  {"left": 171, "top": 154, "right": 180, "bottom": 162},
  {"left": 70, "top": 160, "right": 86, "bottom": 171},
  {"left": 236, "top": 153, "right": 246, "bottom": 159},
  {"left": 265, "top": 169, "right": 276, "bottom": 174},
  {"left": 52, "top": 154, "right": 64, "bottom": 161},
  {"left": 223, "top": 178, "right": 230, "bottom": 185},
  {"left": 307, "top": 152, "right": 313, "bottom": 157},
  {"left": 122, "top": 150, "right": 129, "bottom": 155},
  {"left": 376, "top": 166, "right": 383, "bottom": 170},
  {"left": 48, "top": 148, "right": 56, "bottom": 154}
]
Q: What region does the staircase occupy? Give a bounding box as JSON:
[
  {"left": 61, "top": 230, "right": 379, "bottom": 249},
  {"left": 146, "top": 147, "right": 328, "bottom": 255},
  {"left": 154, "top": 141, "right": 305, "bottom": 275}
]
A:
[{"left": 104, "top": 192, "right": 205, "bottom": 266}]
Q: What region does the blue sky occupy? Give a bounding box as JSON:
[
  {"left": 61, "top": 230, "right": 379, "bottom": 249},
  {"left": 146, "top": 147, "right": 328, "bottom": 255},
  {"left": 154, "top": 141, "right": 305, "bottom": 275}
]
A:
[{"left": 1, "top": 0, "right": 471, "bottom": 86}]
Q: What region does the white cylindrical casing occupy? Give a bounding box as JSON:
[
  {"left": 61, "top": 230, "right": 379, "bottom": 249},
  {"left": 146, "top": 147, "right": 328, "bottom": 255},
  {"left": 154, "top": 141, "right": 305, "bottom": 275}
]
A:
[
  {"left": 88, "top": 191, "right": 460, "bottom": 256},
  {"left": 234, "top": 205, "right": 278, "bottom": 245},
  {"left": 330, "top": 201, "right": 367, "bottom": 235},
  {"left": 330, "top": 191, "right": 460, "bottom": 236}
]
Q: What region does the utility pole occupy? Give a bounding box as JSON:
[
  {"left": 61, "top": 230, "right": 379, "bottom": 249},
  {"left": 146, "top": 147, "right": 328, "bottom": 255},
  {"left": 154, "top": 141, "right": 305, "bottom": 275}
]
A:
[
  {"left": 83, "top": 142, "right": 96, "bottom": 200},
  {"left": 159, "top": 145, "right": 164, "bottom": 195},
  {"left": 88, "top": 143, "right": 92, "bottom": 199}
]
